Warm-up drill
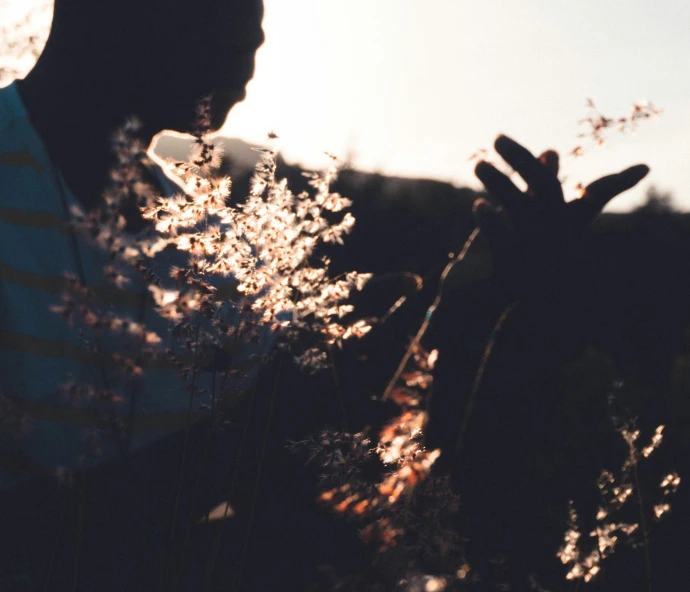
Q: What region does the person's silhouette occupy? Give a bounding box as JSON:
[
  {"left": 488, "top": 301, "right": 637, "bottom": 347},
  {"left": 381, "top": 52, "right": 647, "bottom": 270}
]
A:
[
  {"left": 0, "top": 0, "right": 266, "bottom": 481},
  {"left": 16, "top": 0, "right": 264, "bottom": 211},
  {"left": 0, "top": 2, "right": 271, "bottom": 590}
]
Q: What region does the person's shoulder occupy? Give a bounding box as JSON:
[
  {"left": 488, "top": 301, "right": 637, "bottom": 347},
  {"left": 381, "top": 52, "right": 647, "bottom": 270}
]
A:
[
  {"left": 0, "top": 83, "right": 32, "bottom": 148},
  {"left": 0, "top": 83, "right": 67, "bottom": 216}
]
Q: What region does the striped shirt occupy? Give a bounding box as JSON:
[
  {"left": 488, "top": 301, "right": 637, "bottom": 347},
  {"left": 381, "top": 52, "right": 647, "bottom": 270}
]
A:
[{"left": 0, "top": 82, "right": 268, "bottom": 489}]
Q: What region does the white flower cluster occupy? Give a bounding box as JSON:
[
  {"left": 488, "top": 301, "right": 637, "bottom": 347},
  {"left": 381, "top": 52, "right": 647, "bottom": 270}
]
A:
[
  {"left": 139, "top": 138, "right": 372, "bottom": 369},
  {"left": 558, "top": 421, "right": 680, "bottom": 585},
  {"left": 68, "top": 117, "right": 373, "bottom": 385},
  {"left": 558, "top": 502, "right": 638, "bottom": 583}
]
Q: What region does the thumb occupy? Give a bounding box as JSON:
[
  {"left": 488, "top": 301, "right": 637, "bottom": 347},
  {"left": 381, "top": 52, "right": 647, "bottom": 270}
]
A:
[{"left": 575, "top": 164, "right": 650, "bottom": 223}]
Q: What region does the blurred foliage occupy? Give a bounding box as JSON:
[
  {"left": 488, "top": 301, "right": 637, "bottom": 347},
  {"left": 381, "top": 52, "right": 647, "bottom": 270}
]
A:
[{"left": 231, "top": 150, "right": 689, "bottom": 588}]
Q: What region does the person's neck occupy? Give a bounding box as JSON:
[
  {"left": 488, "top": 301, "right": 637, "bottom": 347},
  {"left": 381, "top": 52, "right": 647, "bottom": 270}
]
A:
[{"left": 17, "top": 59, "right": 155, "bottom": 212}]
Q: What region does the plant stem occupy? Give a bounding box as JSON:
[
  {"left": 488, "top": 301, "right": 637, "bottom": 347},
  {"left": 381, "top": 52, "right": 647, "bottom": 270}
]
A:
[
  {"left": 633, "top": 462, "right": 652, "bottom": 592},
  {"left": 173, "top": 371, "right": 218, "bottom": 591},
  {"left": 71, "top": 471, "right": 86, "bottom": 592},
  {"left": 455, "top": 302, "right": 517, "bottom": 458},
  {"left": 233, "top": 351, "right": 284, "bottom": 592},
  {"left": 328, "top": 346, "right": 348, "bottom": 431},
  {"left": 164, "top": 322, "right": 202, "bottom": 589},
  {"left": 202, "top": 365, "right": 260, "bottom": 592},
  {"left": 43, "top": 481, "right": 71, "bottom": 592},
  {"left": 382, "top": 229, "right": 479, "bottom": 402}
]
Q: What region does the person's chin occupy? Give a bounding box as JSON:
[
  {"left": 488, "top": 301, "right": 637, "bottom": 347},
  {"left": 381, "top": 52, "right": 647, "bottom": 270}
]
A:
[
  {"left": 208, "top": 87, "right": 248, "bottom": 129},
  {"left": 145, "top": 87, "right": 247, "bottom": 135}
]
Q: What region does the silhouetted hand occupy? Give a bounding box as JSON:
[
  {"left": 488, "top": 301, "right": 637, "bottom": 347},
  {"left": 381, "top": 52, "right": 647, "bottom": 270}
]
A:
[
  {"left": 426, "top": 133, "right": 649, "bottom": 466},
  {"left": 472, "top": 134, "right": 649, "bottom": 302}
]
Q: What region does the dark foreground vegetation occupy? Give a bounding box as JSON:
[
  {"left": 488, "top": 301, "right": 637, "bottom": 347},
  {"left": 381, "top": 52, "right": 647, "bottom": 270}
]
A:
[{"left": 2, "top": 137, "right": 689, "bottom": 591}]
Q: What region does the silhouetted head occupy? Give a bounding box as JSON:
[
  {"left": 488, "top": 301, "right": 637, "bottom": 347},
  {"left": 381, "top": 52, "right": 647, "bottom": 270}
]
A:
[{"left": 43, "top": 0, "right": 264, "bottom": 133}]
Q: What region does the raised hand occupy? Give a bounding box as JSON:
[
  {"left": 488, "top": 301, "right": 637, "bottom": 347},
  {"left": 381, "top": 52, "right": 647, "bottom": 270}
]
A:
[
  {"left": 425, "top": 134, "right": 649, "bottom": 468},
  {"left": 472, "top": 134, "right": 649, "bottom": 301}
]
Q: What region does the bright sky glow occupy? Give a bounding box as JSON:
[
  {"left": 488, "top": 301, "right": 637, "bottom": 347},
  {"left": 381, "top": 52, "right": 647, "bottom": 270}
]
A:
[
  {"left": 2, "top": 0, "right": 689, "bottom": 211},
  {"left": 223, "top": 0, "right": 690, "bottom": 211}
]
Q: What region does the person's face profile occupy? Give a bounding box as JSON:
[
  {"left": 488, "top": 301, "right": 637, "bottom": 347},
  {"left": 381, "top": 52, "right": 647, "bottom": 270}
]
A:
[{"left": 138, "top": 0, "right": 265, "bottom": 133}]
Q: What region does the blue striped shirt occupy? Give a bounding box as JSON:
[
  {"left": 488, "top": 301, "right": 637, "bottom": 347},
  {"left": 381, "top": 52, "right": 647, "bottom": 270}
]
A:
[{"left": 0, "top": 82, "right": 268, "bottom": 489}]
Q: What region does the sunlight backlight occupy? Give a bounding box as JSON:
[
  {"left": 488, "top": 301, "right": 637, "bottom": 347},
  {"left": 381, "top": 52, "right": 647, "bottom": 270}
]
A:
[{"left": 2, "top": 0, "right": 688, "bottom": 210}]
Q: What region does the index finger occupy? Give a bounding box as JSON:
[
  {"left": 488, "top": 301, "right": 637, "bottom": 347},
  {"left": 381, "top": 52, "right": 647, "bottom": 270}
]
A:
[{"left": 474, "top": 160, "right": 525, "bottom": 223}]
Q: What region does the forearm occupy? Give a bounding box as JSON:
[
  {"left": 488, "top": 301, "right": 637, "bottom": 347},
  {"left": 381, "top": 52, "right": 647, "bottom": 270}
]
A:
[
  {"left": 424, "top": 231, "right": 510, "bottom": 464},
  {"left": 424, "top": 231, "right": 572, "bottom": 469}
]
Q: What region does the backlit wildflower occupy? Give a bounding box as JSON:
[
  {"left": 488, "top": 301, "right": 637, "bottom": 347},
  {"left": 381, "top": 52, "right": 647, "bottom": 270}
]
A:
[{"left": 558, "top": 390, "right": 680, "bottom": 585}]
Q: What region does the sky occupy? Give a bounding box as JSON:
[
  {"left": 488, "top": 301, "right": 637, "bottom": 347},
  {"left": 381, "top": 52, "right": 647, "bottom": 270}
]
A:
[{"left": 2, "top": 0, "right": 689, "bottom": 211}]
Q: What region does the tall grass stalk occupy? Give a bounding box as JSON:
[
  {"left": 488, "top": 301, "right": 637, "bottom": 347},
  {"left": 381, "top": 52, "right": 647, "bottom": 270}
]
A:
[
  {"left": 381, "top": 228, "right": 479, "bottom": 403},
  {"left": 233, "top": 351, "right": 285, "bottom": 592}
]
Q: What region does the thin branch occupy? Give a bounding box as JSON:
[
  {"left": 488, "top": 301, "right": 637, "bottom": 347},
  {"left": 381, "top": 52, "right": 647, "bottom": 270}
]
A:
[{"left": 381, "top": 228, "right": 480, "bottom": 402}]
